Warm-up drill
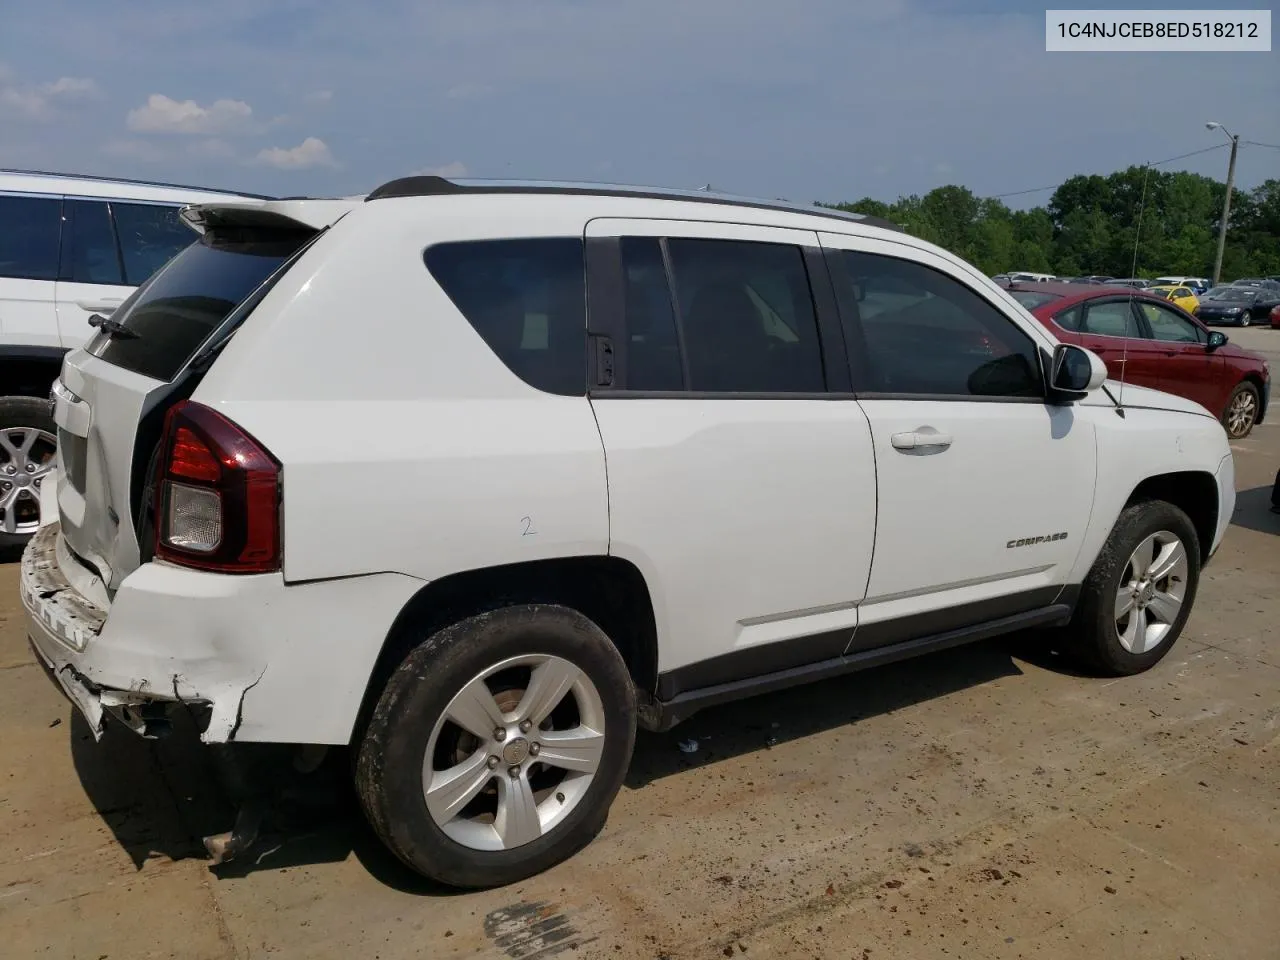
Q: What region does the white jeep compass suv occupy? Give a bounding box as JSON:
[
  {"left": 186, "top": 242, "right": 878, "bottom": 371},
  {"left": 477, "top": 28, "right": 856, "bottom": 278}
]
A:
[{"left": 21, "top": 175, "right": 1235, "bottom": 889}]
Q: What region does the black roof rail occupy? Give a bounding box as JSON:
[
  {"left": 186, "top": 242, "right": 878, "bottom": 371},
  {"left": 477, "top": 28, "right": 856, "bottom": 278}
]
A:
[
  {"left": 364, "top": 175, "right": 904, "bottom": 233},
  {"left": 0, "top": 166, "right": 273, "bottom": 200}
]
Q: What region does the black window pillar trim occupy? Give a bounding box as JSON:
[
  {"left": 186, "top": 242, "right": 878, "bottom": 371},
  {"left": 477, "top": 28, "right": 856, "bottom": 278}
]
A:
[
  {"left": 822, "top": 246, "right": 876, "bottom": 392},
  {"left": 584, "top": 236, "right": 623, "bottom": 392},
  {"left": 104, "top": 201, "right": 127, "bottom": 286},
  {"left": 804, "top": 245, "right": 853, "bottom": 393},
  {"left": 657, "top": 237, "right": 693, "bottom": 392}
]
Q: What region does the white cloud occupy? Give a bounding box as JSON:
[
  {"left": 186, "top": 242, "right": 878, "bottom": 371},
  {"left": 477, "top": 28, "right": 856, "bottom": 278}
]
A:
[
  {"left": 255, "top": 136, "right": 338, "bottom": 170},
  {"left": 40, "top": 77, "right": 101, "bottom": 101},
  {"left": 305, "top": 89, "right": 333, "bottom": 105},
  {"left": 0, "top": 65, "right": 100, "bottom": 121},
  {"left": 127, "top": 93, "right": 255, "bottom": 135},
  {"left": 412, "top": 161, "right": 468, "bottom": 178}
]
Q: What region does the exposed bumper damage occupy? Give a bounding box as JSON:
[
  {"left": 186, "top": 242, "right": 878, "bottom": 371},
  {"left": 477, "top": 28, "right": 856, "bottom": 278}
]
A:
[
  {"left": 21, "top": 522, "right": 426, "bottom": 746},
  {"left": 22, "top": 523, "right": 265, "bottom": 744}
]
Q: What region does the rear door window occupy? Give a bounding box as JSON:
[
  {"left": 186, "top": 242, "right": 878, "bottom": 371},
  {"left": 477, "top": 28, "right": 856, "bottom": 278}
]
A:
[
  {"left": 424, "top": 238, "right": 587, "bottom": 396},
  {"left": 112, "top": 202, "right": 192, "bottom": 285},
  {"left": 0, "top": 195, "right": 62, "bottom": 281},
  {"left": 88, "top": 228, "right": 314, "bottom": 382},
  {"left": 60, "top": 199, "right": 123, "bottom": 285},
  {"left": 664, "top": 237, "right": 825, "bottom": 393}
]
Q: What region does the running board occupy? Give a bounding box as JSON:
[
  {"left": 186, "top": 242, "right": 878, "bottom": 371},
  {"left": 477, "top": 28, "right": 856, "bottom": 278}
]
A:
[{"left": 640, "top": 603, "right": 1073, "bottom": 732}]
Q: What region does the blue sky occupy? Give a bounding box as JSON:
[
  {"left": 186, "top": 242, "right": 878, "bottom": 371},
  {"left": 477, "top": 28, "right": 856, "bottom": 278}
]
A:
[{"left": 1, "top": 0, "right": 1276, "bottom": 206}]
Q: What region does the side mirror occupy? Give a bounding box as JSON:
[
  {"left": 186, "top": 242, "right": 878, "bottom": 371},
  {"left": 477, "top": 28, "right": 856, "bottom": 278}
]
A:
[
  {"left": 1207, "top": 331, "right": 1228, "bottom": 350},
  {"left": 1048, "top": 343, "right": 1107, "bottom": 401}
]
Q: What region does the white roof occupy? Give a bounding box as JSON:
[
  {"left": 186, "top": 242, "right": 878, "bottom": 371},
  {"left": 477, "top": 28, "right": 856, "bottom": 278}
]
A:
[{"left": 0, "top": 168, "right": 261, "bottom": 205}]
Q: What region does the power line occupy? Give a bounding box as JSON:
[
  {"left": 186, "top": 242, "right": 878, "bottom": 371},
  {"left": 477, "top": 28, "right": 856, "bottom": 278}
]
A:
[
  {"left": 986, "top": 142, "right": 1230, "bottom": 202},
  {"left": 1145, "top": 143, "right": 1228, "bottom": 167},
  {"left": 989, "top": 184, "right": 1057, "bottom": 199},
  {"left": 1243, "top": 140, "right": 1280, "bottom": 150}
]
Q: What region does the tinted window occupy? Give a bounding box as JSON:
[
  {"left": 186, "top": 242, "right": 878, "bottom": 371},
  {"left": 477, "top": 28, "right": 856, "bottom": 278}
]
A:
[
  {"left": 113, "top": 203, "right": 192, "bottom": 285},
  {"left": 665, "top": 238, "right": 824, "bottom": 393},
  {"left": 62, "top": 200, "right": 123, "bottom": 285},
  {"left": 1053, "top": 304, "right": 1083, "bottom": 331},
  {"left": 0, "top": 195, "right": 62, "bottom": 281},
  {"left": 90, "top": 228, "right": 313, "bottom": 381},
  {"left": 840, "top": 251, "right": 1042, "bottom": 398},
  {"left": 425, "top": 238, "right": 586, "bottom": 397},
  {"left": 1138, "top": 301, "right": 1203, "bottom": 343},
  {"left": 620, "top": 237, "right": 683, "bottom": 391},
  {"left": 1081, "top": 301, "right": 1140, "bottom": 338},
  {"left": 1008, "top": 290, "right": 1061, "bottom": 310}
]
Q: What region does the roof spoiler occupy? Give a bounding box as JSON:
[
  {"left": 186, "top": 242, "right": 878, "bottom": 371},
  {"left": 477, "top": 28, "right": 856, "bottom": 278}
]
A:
[{"left": 179, "top": 199, "right": 357, "bottom": 235}]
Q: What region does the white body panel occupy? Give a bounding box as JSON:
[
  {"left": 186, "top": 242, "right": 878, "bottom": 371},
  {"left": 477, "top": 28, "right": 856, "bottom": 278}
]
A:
[
  {"left": 0, "top": 277, "right": 59, "bottom": 350},
  {"left": 592, "top": 397, "right": 876, "bottom": 673},
  {"left": 54, "top": 280, "right": 130, "bottom": 346}
]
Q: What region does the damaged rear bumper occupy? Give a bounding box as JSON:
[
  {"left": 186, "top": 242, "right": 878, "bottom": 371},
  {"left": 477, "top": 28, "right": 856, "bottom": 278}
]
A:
[
  {"left": 21, "top": 523, "right": 425, "bottom": 746},
  {"left": 21, "top": 523, "right": 249, "bottom": 741}
]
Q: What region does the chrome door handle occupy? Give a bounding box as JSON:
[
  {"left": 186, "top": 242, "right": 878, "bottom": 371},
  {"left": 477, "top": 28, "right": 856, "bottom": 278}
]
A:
[{"left": 890, "top": 430, "right": 953, "bottom": 450}]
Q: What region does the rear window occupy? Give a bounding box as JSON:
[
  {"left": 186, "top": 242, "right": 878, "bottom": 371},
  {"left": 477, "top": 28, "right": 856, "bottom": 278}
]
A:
[
  {"left": 88, "top": 227, "right": 313, "bottom": 382},
  {"left": 424, "top": 238, "right": 586, "bottom": 396},
  {"left": 1007, "top": 290, "right": 1061, "bottom": 310}
]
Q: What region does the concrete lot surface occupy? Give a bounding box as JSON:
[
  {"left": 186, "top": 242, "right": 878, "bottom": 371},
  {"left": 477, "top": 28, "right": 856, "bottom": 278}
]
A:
[{"left": 2, "top": 329, "right": 1277, "bottom": 959}]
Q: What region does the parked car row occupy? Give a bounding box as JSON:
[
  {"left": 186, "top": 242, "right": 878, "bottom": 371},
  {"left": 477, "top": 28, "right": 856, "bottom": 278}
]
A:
[{"left": 1006, "top": 282, "right": 1270, "bottom": 439}]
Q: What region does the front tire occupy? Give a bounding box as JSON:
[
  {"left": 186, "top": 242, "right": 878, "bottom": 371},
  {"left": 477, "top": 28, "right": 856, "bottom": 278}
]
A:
[
  {"left": 1060, "top": 500, "right": 1200, "bottom": 676},
  {"left": 1222, "top": 382, "right": 1260, "bottom": 439},
  {"left": 355, "top": 604, "right": 637, "bottom": 889},
  {"left": 0, "top": 396, "right": 58, "bottom": 549}
]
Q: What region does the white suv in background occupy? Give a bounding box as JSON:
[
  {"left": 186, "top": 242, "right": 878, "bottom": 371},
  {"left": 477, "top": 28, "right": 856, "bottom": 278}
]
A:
[
  {"left": 21, "top": 176, "right": 1234, "bottom": 889},
  {"left": 0, "top": 169, "right": 261, "bottom": 547}
]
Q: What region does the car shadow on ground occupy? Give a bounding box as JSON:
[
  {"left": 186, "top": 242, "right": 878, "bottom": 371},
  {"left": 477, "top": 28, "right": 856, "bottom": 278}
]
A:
[
  {"left": 68, "top": 632, "right": 1053, "bottom": 894},
  {"left": 1231, "top": 484, "right": 1280, "bottom": 536}
]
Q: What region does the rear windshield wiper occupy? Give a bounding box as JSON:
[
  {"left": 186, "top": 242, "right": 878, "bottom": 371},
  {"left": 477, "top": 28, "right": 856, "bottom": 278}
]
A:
[{"left": 88, "top": 314, "right": 140, "bottom": 340}]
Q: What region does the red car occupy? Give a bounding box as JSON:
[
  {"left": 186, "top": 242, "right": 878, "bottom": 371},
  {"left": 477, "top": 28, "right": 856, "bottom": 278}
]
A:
[
  {"left": 1006, "top": 283, "right": 1271, "bottom": 439},
  {"left": 1271, "top": 303, "right": 1280, "bottom": 329}
]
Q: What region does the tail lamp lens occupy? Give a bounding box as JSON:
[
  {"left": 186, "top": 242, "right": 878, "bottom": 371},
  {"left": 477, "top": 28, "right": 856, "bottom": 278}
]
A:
[{"left": 154, "top": 401, "right": 281, "bottom": 573}]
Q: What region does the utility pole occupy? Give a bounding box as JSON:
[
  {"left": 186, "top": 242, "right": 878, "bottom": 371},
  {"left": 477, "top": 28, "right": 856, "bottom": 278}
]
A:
[{"left": 1206, "top": 123, "right": 1239, "bottom": 286}]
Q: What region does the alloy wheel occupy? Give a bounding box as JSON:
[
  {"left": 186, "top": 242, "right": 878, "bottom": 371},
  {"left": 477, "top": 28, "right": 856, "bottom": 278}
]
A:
[
  {"left": 1225, "top": 390, "right": 1258, "bottom": 439},
  {"left": 0, "top": 426, "right": 56, "bottom": 535},
  {"left": 1114, "top": 530, "right": 1188, "bottom": 655},
  {"left": 423, "top": 653, "right": 606, "bottom": 851}
]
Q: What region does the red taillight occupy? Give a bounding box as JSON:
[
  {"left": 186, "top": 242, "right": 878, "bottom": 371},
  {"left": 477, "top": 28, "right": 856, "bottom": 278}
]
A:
[{"left": 154, "top": 400, "right": 281, "bottom": 574}]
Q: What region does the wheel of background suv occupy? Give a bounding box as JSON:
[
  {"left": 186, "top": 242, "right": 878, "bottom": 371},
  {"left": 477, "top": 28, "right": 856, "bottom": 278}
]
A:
[
  {"left": 0, "top": 396, "right": 58, "bottom": 549},
  {"left": 1222, "top": 382, "right": 1260, "bottom": 439},
  {"left": 1059, "top": 500, "right": 1200, "bottom": 676},
  {"left": 1239, "top": 313, "right": 1250, "bottom": 327},
  {"left": 355, "top": 604, "right": 637, "bottom": 889}
]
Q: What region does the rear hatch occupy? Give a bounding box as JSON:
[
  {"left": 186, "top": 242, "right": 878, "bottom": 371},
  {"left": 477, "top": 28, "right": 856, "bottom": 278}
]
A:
[{"left": 53, "top": 202, "right": 340, "bottom": 593}]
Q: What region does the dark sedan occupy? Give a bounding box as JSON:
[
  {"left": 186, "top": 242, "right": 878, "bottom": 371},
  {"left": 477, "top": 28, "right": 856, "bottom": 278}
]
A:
[{"left": 1195, "top": 286, "right": 1280, "bottom": 326}]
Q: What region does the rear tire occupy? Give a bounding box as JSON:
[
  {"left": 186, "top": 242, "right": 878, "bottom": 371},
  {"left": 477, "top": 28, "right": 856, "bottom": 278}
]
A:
[
  {"left": 355, "top": 604, "right": 637, "bottom": 889},
  {"left": 0, "top": 396, "right": 58, "bottom": 550},
  {"left": 1222, "top": 382, "right": 1260, "bottom": 439},
  {"left": 1059, "top": 500, "right": 1200, "bottom": 676}
]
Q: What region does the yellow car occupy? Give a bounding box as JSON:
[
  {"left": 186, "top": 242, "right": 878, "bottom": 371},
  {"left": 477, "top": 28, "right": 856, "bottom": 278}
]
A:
[{"left": 1149, "top": 285, "right": 1199, "bottom": 313}]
